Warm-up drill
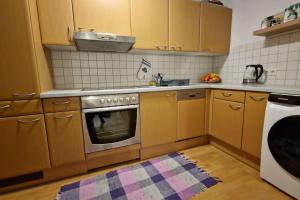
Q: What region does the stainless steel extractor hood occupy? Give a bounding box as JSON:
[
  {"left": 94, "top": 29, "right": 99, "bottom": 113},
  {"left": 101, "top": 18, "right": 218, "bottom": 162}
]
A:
[{"left": 74, "top": 31, "right": 135, "bottom": 53}]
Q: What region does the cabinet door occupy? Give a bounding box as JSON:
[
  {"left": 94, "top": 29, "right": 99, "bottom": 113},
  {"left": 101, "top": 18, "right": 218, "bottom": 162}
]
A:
[
  {"left": 140, "top": 92, "right": 177, "bottom": 147},
  {"left": 199, "top": 3, "right": 232, "bottom": 54},
  {"left": 45, "top": 111, "right": 85, "bottom": 167},
  {"left": 37, "top": 0, "right": 74, "bottom": 45},
  {"left": 242, "top": 92, "right": 269, "bottom": 158},
  {"left": 169, "top": 0, "right": 200, "bottom": 52},
  {"left": 73, "top": 0, "right": 131, "bottom": 36},
  {"left": 0, "top": 0, "right": 39, "bottom": 100},
  {"left": 177, "top": 99, "right": 205, "bottom": 140},
  {"left": 131, "top": 0, "right": 169, "bottom": 50},
  {"left": 0, "top": 115, "right": 50, "bottom": 179},
  {"left": 211, "top": 98, "right": 244, "bottom": 148}
]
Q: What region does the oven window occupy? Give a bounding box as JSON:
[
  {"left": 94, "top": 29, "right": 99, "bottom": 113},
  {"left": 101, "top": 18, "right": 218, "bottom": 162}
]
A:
[
  {"left": 85, "top": 109, "right": 137, "bottom": 144},
  {"left": 268, "top": 116, "right": 300, "bottom": 178}
]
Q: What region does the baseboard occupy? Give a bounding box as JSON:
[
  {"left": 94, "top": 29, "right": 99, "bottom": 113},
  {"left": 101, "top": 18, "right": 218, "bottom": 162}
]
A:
[
  {"left": 140, "top": 135, "right": 209, "bottom": 160},
  {"left": 209, "top": 136, "right": 260, "bottom": 170}
]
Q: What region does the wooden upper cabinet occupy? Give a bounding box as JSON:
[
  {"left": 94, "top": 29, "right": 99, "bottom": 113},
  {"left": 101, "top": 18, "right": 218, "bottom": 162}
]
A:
[
  {"left": 177, "top": 99, "right": 205, "bottom": 141},
  {"left": 131, "top": 0, "right": 169, "bottom": 50},
  {"left": 72, "top": 0, "right": 131, "bottom": 36},
  {"left": 242, "top": 92, "right": 269, "bottom": 158},
  {"left": 211, "top": 98, "right": 244, "bottom": 148},
  {"left": 199, "top": 3, "right": 232, "bottom": 54},
  {"left": 0, "top": 0, "right": 40, "bottom": 100},
  {"left": 169, "top": 0, "right": 200, "bottom": 52},
  {"left": 45, "top": 111, "right": 85, "bottom": 167},
  {"left": 37, "top": 0, "right": 74, "bottom": 45},
  {"left": 140, "top": 91, "right": 177, "bottom": 148},
  {"left": 0, "top": 114, "right": 50, "bottom": 179}
]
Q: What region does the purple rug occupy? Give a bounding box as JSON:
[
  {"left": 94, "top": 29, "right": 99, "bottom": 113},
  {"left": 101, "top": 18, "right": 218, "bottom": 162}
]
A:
[{"left": 57, "top": 152, "right": 219, "bottom": 200}]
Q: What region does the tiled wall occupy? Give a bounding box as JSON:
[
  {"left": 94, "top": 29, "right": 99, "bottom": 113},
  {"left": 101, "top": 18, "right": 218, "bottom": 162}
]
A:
[
  {"left": 51, "top": 51, "right": 213, "bottom": 89},
  {"left": 213, "top": 31, "right": 300, "bottom": 86}
]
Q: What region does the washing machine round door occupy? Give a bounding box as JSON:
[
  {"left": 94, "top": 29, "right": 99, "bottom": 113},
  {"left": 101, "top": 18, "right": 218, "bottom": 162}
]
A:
[{"left": 268, "top": 116, "right": 300, "bottom": 178}]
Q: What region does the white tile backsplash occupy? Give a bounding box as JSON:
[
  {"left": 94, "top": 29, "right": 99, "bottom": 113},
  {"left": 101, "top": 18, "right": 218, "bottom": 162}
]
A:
[
  {"left": 51, "top": 52, "right": 214, "bottom": 89},
  {"left": 213, "top": 30, "right": 300, "bottom": 86}
]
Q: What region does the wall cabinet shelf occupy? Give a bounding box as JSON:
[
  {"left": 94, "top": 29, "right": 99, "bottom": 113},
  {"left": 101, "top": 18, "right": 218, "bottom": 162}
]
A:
[{"left": 253, "top": 19, "right": 300, "bottom": 37}]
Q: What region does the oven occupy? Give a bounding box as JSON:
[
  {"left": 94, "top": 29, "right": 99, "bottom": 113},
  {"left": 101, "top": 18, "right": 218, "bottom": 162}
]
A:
[{"left": 81, "top": 94, "right": 140, "bottom": 153}]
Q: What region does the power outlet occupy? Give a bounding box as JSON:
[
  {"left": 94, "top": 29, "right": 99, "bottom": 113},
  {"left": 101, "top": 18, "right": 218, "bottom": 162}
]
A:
[{"left": 268, "top": 69, "right": 277, "bottom": 76}]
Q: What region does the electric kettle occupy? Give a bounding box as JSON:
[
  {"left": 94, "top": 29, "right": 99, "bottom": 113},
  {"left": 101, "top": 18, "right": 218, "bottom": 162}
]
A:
[{"left": 243, "top": 64, "right": 264, "bottom": 84}]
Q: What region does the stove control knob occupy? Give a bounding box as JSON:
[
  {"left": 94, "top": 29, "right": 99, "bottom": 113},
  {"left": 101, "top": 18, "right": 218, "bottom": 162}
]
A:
[
  {"left": 119, "top": 97, "right": 124, "bottom": 102},
  {"left": 107, "top": 98, "right": 112, "bottom": 103},
  {"left": 125, "top": 97, "right": 130, "bottom": 102},
  {"left": 113, "top": 98, "right": 118, "bottom": 103},
  {"left": 100, "top": 99, "right": 105, "bottom": 104},
  {"left": 131, "top": 96, "right": 136, "bottom": 102}
]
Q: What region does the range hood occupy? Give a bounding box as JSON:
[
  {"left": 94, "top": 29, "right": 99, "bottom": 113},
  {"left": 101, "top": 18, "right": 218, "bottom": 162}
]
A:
[{"left": 74, "top": 31, "right": 135, "bottom": 53}]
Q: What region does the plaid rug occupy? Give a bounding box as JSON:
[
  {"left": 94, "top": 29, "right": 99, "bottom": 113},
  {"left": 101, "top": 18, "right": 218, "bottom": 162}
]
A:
[{"left": 57, "top": 152, "right": 219, "bottom": 200}]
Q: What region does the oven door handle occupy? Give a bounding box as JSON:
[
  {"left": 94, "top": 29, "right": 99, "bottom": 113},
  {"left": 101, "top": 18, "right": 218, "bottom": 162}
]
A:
[{"left": 82, "top": 105, "right": 139, "bottom": 113}]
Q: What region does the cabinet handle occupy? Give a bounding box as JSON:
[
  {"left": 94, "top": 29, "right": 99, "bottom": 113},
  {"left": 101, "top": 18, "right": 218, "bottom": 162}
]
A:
[
  {"left": 18, "top": 118, "right": 40, "bottom": 124},
  {"left": 177, "top": 46, "right": 182, "bottom": 51},
  {"left": 67, "top": 26, "right": 73, "bottom": 42},
  {"left": 54, "top": 114, "right": 73, "bottom": 120},
  {"left": 0, "top": 105, "right": 10, "bottom": 110},
  {"left": 13, "top": 93, "right": 36, "bottom": 98},
  {"left": 155, "top": 45, "right": 167, "bottom": 50},
  {"left": 229, "top": 104, "right": 241, "bottom": 110},
  {"left": 170, "top": 46, "right": 176, "bottom": 51},
  {"left": 250, "top": 96, "right": 266, "bottom": 101},
  {"left": 52, "top": 100, "right": 71, "bottom": 105},
  {"left": 155, "top": 45, "right": 161, "bottom": 50},
  {"left": 78, "top": 27, "right": 95, "bottom": 32},
  {"left": 222, "top": 92, "right": 233, "bottom": 97}
]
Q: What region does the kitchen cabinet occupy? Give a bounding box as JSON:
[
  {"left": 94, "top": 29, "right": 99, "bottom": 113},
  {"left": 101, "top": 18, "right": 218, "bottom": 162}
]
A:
[
  {"left": 0, "top": 0, "right": 53, "bottom": 100},
  {"left": 72, "top": 0, "right": 131, "bottom": 36},
  {"left": 177, "top": 99, "right": 205, "bottom": 140},
  {"left": 140, "top": 91, "right": 177, "bottom": 147},
  {"left": 0, "top": 100, "right": 43, "bottom": 118},
  {"left": 43, "top": 97, "right": 81, "bottom": 113},
  {"left": 242, "top": 92, "right": 269, "bottom": 158},
  {"left": 37, "top": 0, "right": 74, "bottom": 45},
  {"left": 169, "top": 0, "right": 200, "bottom": 52},
  {"left": 131, "top": 0, "right": 169, "bottom": 50},
  {"left": 0, "top": 114, "right": 50, "bottom": 179},
  {"left": 211, "top": 98, "right": 244, "bottom": 148},
  {"left": 199, "top": 3, "right": 232, "bottom": 54},
  {"left": 45, "top": 111, "right": 85, "bottom": 167}
]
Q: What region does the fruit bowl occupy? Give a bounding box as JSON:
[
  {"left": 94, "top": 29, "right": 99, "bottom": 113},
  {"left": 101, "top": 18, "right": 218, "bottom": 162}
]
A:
[{"left": 201, "top": 73, "right": 222, "bottom": 83}]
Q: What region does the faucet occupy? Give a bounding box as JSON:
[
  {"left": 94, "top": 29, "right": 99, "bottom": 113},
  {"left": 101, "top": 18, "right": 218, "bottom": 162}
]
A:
[{"left": 152, "top": 73, "right": 165, "bottom": 86}]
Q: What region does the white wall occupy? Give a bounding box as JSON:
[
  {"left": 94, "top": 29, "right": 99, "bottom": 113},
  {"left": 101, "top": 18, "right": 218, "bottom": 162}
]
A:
[{"left": 226, "top": 0, "right": 298, "bottom": 47}]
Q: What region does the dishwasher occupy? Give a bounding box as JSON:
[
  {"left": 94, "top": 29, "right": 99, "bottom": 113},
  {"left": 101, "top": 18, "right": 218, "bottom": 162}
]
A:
[{"left": 177, "top": 89, "right": 206, "bottom": 141}]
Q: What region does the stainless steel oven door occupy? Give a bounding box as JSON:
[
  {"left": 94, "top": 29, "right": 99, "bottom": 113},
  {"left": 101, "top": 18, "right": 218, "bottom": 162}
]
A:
[{"left": 82, "top": 105, "right": 140, "bottom": 153}]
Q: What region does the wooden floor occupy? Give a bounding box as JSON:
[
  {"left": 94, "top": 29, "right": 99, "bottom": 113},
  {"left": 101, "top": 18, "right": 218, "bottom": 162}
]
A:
[{"left": 0, "top": 145, "right": 292, "bottom": 200}]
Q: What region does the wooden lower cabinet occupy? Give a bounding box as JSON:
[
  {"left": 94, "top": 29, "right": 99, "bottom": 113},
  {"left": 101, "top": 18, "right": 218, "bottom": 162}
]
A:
[
  {"left": 45, "top": 111, "right": 85, "bottom": 167},
  {"left": 140, "top": 91, "right": 177, "bottom": 147},
  {"left": 242, "top": 92, "right": 269, "bottom": 158},
  {"left": 0, "top": 114, "right": 50, "bottom": 179},
  {"left": 211, "top": 98, "right": 244, "bottom": 148},
  {"left": 177, "top": 99, "right": 205, "bottom": 140}
]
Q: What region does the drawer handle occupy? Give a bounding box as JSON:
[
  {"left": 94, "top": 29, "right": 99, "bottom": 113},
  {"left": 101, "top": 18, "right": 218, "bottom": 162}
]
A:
[
  {"left": 18, "top": 118, "right": 40, "bottom": 124},
  {"left": 0, "top": 105, "right": 10, "bottom": 110},
  {"left": 67, "top": 26, "right": 73, "bottom": 42},
  {"left": 250, "top": 96, "right": 266, "bottom": 101},
  {"left": 52, "top": 100, "right": 71, "bottom": 105},
  {"left": 78, "top": 27, "right": 95, "bottom": 32},
  {"left": 13, "top": 93, "right": 36, "bottom": 98},
  {"left": 229, "top": 104, "right": 241, "bottom": 110},
  {"left": 222, "top": 92, "right": 233, "bottom": 97},
  {"left": 54, "top": 114, "right": 73, "bottom": 120}
]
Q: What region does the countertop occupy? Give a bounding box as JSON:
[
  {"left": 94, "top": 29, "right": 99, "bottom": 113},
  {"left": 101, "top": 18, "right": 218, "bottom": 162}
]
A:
[{"left": 40, "top": 83, "right": 300, "bottom": 98}]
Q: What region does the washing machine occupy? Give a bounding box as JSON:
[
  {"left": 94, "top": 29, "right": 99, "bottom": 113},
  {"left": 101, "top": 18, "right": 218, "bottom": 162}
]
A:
[{"left": 261, "top": 93, "right": 300, "bottom": 199}]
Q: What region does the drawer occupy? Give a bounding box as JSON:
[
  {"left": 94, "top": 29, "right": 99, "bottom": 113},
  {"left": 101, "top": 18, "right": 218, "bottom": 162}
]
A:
[
  {"left": 213, "top": 89, "right": 245, "bottom": 103},
  {"left": 0, "top": 99, "right": 43, "bottom": 118},
  {"left": 43, "top": 97, "right": 80, "bottom": 113}
]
